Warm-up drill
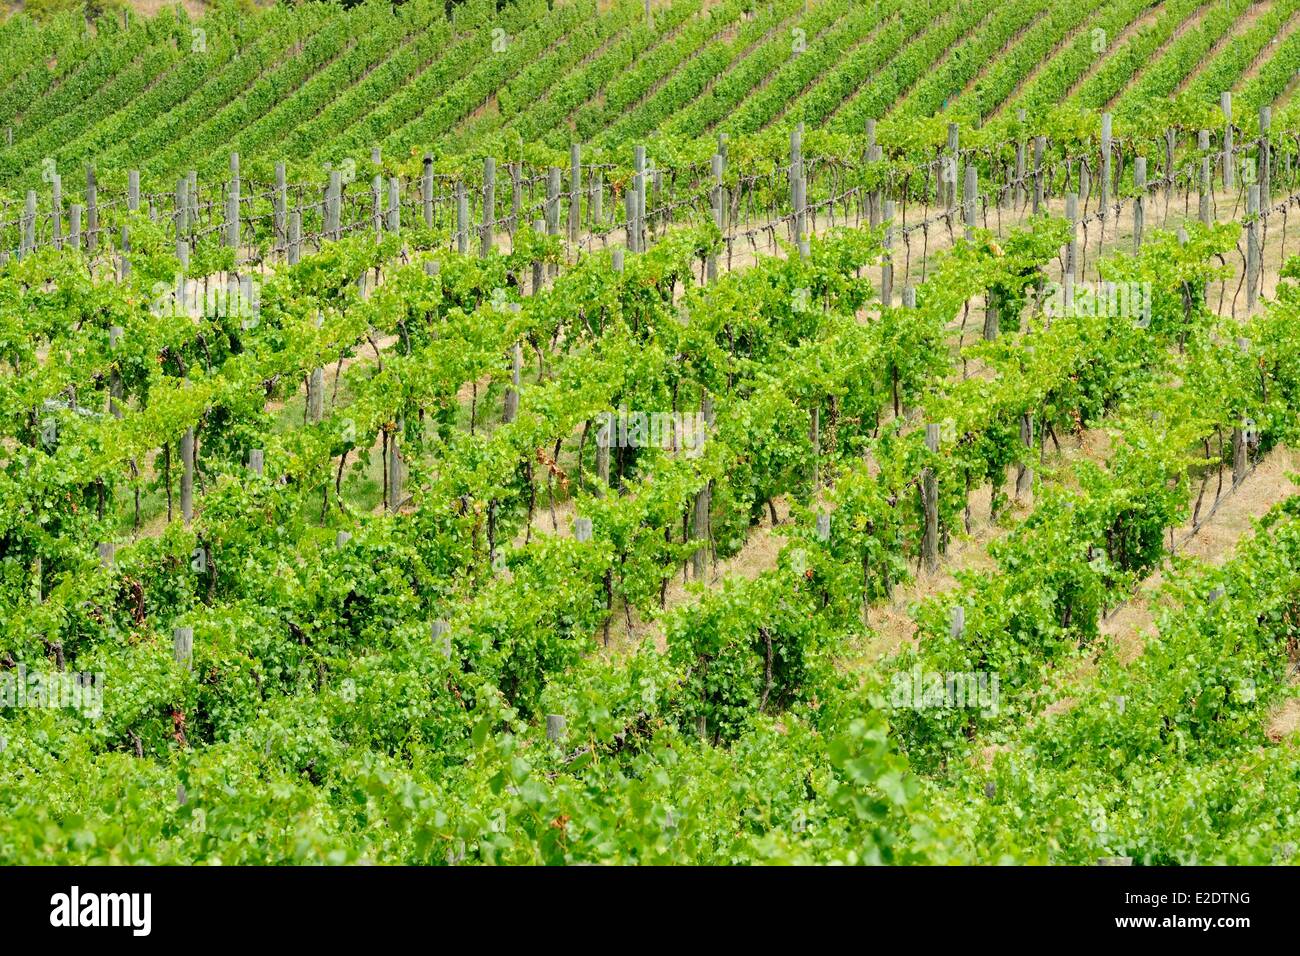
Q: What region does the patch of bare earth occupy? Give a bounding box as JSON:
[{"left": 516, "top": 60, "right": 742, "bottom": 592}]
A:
[
  {"left": 1267, "top": 697, "right": 1300, "bottom": 741},
  {"left": 1101, "top": 446, "right": 1298, "bottom": 662},
  {"left": 1063, "top": 1, "right": 1167, "bottom": 101}
]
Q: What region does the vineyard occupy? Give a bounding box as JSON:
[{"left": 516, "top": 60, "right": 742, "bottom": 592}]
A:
[{"left": 2, "top": 0, "right": 1300, "bottom": 866}]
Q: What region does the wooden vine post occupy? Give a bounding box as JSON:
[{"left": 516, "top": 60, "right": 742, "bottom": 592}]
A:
[
  {"left": 532, "top": 218, "right": 546, "bottom": 294},
  {"left": 180, "top": 427, "right": 195, "bottom": 526},
  {"left": 456, "top": 180, "right": 469, "bottom": 254},
  {"left": 482, "top": 156, "right": 496, "bottom": 256},
  {"left": 1246, "top": 184, "right": 1261, "bottom": 312},
  {"left": 921, "top": 423, "right": 940, "bottom": 573},
  {"left": 1221, "top": 92, "right": 1234, "bottom": 191},
  {"left": 546, "top": 165, "right": 561, "bottom": 273},
  {"left": 227, "top": 153, "right": 240, "bottom": 255},
  {"left": 881, "top": 199, "right": 895, "bottom": 307},
  {"left": 1032, "top": 135, "right": 1045, "bottom": 214},
  {"left": 274, "top": 162, "right": 287, "bottom": 254},
  {"left": 1064, "top": 193, "right": 1079, "bottom": 316},
  {"left": 288, "top": 209, "right": 302, "bottom": 266},
  {"left": 1014, "top": 109, "right": 1027, "bottom": 210},
  {"left": 503, "top": 342, "right": 522, "bottom": 424},
  {"left": 1016, "top": 413, "right": 1034, "bottom": 500},
  {"left": 173, "top": 627, "right": 193, "bottom": 669},
  {"left": 1259, "top": 105, "right": 1272, "bottom": 206},
  {"left": 85, "top": 165, "right": 98, "bottom": 254},
  {"left": 387, "top": 418, "right": 403, "bottom": 513},
  {"left": 308, "top": 313, "right": 325, "bottom": 425},
  {"left": 791, "top": 122, "right": 806, "bottom": 243},
  {"left": 1132, "top": 157, "right": 1146, "bottom": 254},
  {"left": 1099, "top": 113, "right": 1112, "bottom": 228},
  {"left": 387, "top": 176, "right": 400, "bottom": 233},
  {"left": 691, "top": 392, "right": 715, "bottom": 581},
  {"left": 946, "top": 122, "right": 960, "bottom": 212},
  {"left": 866, "top": 117, "right": 883, "bottom": 228},
  {"left": 422, "top": 153, "right": 434, "bottom": 227},
  {"left": 708, "top": 152, "right": 724, "bottom": 283},
  {"left": 1198, "top": 130, "right": 1211, "bottom": 226},
  {"left": 634, "top": 144, "right": 647, "bottom": 252},
  {"left": 568, "top": 144, "right": 581, "bottom": 249},
  {"left": 51, "top": 172, "right": 62, "bottom": 249},
  {"left": 963, "top": 165, "right": 977, "bottom": 241},
  {"left": 109, "top": 325, "right": 125, "bottom": 419}
]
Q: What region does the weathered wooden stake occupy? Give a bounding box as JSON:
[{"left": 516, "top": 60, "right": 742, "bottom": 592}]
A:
[
  {"left": 456, "top": 181, "right": 469, "bottom": 254},
  {"left": 118, "top": 224, "right": 130, "bottom": 280},
  {"left": 1133, "top": 156, "right": 1146, "bottom": 253},
  {"left": 1198, "top": 129, "right": 1212, "bottom": 226},
  {"left": 691, "top": 393, "right": 715, "bottom": 580},
  {"left": 708, "top": 152, "right": 724, "bottom": 283},
  {"left": 1014, "top": 109, "right": 1027, "bottom": 210},
  {"left": 20, "top": 189, "right": 35, "bottom": 258},
  {"left": 1246, "top": 184, "right": 1261, "bottom": 311},
  {"left": 327, "top": 170, "right": 342, "bottom": 240},
  {"left": 546, "top": 714, "right": 566, "bottom": 742},
  {"left": 180, "top": 428, "right": 195, "bottom": 525},
  {"left": 1221, "top": 92, "right": 1234, "bottom": 191},
  {"left": 881, "top": 199, "right": 895, "bottom": 306},
  {"left": 922, "top": 423, "right": 940, "bottom": 572},
  {"left": 481, "top": 157, "right": 495, "bottom": 256},
  {"left": 1065, "top": 193, "right": 1079, "bottom": 313},
  {"left": 1016, "top": 413, "right": 1034, "bottom": 499},
  {"left": 51, "top": 173, "right": 62, "bottom": 248},
  {"left": 173, "top": 627, "right": 193, "bottom": 668},
  {"left": 422, "top": 153, "right": 434, "bottom": 227},
  {"left": 274, "top": 162, "right": 287, "bottom": 251},
  {"left": 945, "top": 122, "right": 959, "bottom": 212},
  {"left": 532, "top": 218, "right": 546, "bottom": 293},
  {"left": 791, "top": 122, "right": 806, "bottom": 240},
  {"left": 227, "top": 153, "right": 240, "bottom": 252},
  {"left": 387, "top": 175, "right": 400, "bottom": 234},
  {"left": 85, "top": 165, "right": 98, "bottom": 253},
  {"left": 503, "top": 342, "right": 522, "bottom": 423},
  {"left": 1032, "top": 135, "right": 1045, "bottom": 214},
  {"left": 963, "top": 165, "right": 977, "bottom": 240},
  {"left": 288, "top": 209, "right": 302, "bottom": 266},
  {"left": 109, "top": 325, "right": 125, "bottom": 418},
  {"left": 568, "top": 144, "right": 581, "bottom": 246},
  {"left": 1099, "top": 113, "right": 1112, "bottom": 222},
  {"left": 387, "top": 418, "right": 403, "bottom": 513},
  {"left": 1259, "top": 104, "right": 1272, "bottom": 205}
]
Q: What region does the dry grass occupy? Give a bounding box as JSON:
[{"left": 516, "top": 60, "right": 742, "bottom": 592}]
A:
[
  {"left": 1267, "top": 696, "right": 1300, "bottom": 741},
  {"left": 125, "top": 0, "right": 221, "bottom": 18},
  {"left": 1100, "top": 445, "right": 1300, "bottom": 661}
]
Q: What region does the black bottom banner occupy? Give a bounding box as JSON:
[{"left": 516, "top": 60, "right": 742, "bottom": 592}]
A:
[{"left": 0, "top": 864, "right": 1292, "bottom": 944}]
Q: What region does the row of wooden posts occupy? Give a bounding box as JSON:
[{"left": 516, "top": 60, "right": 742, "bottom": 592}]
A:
[{"left": 7, "top": 93, "right": 1282, "bottom": 290}]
